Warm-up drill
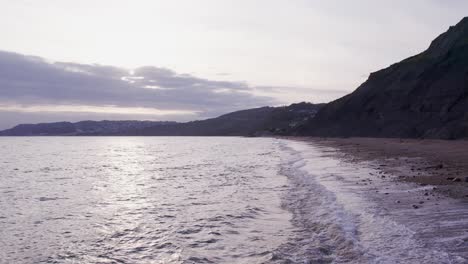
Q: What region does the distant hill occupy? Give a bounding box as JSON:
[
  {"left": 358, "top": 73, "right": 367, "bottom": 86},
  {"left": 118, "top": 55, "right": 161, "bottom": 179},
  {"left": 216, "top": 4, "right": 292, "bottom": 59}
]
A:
[
  {"left": 297, "top": 17, "right": 468, "bottom": 139},
  {"left": 0, "top": 120, "right": 173, "bottom": 136},
  {"left": 133, "top": 102, "right": 323, "bottom": 136},
  {"left": 0, "top": 103, "right": 323, "bottom": 136}
]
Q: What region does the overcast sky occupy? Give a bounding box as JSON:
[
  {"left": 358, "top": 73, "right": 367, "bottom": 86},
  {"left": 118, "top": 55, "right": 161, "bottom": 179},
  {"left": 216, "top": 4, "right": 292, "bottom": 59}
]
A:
[{"left": 0, "top": 0, "right": 467, "bottom": 129}]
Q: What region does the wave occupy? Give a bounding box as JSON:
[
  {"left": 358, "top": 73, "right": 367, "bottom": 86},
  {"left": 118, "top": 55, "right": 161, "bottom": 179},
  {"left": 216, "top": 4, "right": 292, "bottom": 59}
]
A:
[{"left": 270, "top": 139, "right": 466, "bottom": 264}]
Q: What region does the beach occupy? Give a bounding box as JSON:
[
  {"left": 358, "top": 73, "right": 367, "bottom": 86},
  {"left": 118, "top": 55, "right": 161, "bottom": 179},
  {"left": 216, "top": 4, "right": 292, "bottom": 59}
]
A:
[
  {"left": 299, "top": 137, "right": 468, "bottom": 199},
  {"left": 280, "top": 137, "right": 468, "bottom": 262},
  {"left": 1, "top": 136, "right": 467, "bottom": 263}
]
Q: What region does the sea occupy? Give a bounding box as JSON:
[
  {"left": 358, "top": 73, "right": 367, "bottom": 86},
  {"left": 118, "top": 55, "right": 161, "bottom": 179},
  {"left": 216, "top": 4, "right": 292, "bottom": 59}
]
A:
[{"left": 0, "top": 137, "right": 467, "bottom": 264}]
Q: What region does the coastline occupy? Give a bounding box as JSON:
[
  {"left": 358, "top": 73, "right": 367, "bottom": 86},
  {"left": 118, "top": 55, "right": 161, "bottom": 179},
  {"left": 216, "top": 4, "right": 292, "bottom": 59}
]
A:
[
  {"left": 278, "top": 137, "right": 468, "bottom": 262},
  {"left": 284, "top": 137, "right": 468, "bottom": 200},
  {"left": 2, "top": 136, "right": 467, "bottom": 262}
]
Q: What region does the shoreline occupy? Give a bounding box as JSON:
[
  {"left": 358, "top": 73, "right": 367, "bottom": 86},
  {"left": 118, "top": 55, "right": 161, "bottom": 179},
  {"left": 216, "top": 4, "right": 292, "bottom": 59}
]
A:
[
  {"left": 280, "top": 137, "right": 468, "bottom": 261},
  {"left": 281, "top": 137, "right": 468, "bottom": 200}
]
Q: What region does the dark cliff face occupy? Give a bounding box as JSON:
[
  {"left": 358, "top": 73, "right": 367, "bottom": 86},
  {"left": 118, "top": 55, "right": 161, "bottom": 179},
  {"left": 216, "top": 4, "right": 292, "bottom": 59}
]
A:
[{"left": 299, "top": 17, "right": 468, "bottom": 139}]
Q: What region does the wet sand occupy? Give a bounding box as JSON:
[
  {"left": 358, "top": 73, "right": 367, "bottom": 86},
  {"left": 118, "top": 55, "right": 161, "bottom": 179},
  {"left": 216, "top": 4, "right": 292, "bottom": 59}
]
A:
[
  {"left": 292, "top": 137, "right": 468, "bottom": 200},
  {"left": 281, "top": 138, "right": 468, "bottom": 261}
]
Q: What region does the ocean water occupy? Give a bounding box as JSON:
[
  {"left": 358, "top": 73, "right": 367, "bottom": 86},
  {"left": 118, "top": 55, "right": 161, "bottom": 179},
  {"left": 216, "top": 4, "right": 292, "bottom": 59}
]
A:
[{"left": 0, "top": 137, "right": 467, "bottom": 264}]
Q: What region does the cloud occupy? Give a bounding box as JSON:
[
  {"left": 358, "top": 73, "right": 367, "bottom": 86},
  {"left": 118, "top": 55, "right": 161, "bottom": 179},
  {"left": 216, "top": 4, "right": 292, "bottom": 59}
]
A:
[
  {"left": 0, "top": 50, "right": 277, "bottom": 128},
  {"left": 0, "top": 104, "right": 199, "bottom": 116}
]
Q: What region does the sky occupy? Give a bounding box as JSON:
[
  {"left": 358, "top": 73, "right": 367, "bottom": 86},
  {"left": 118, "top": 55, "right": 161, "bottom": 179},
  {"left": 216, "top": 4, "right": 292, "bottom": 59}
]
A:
[{"left": 0, "top": 0, "right": 467, "bottom": 129}]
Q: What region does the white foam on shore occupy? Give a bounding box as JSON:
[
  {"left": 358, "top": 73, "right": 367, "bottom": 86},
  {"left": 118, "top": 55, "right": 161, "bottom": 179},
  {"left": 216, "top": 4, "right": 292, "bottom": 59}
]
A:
[{"left": 278, "top": 139, "right": 468, "bottom": 263}]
